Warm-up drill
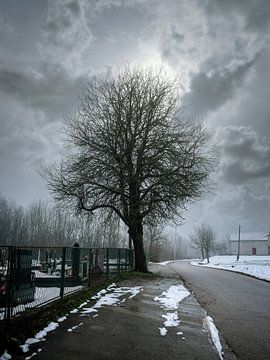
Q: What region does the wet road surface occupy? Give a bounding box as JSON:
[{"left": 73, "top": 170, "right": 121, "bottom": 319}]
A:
[{"left": 168, "top": 261, "right": 270, "bottom": 360}]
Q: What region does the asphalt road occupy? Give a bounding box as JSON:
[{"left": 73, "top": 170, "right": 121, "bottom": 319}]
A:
[{"left": 168, "top": 261, "right": 270, "bottom": 360}]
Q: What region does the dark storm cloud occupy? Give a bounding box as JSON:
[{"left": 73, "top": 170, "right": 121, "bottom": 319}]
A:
[
  {"left": 43, "top": 0, "right": 82, "bottom": 42},
  {"left": 182, "top": 58, "right": 257, "bottom": 115},
  {"left": 217, "top": 126, "right": 270, "bottom": 185},
  {"left": 65, "top": 1, "right": 80, "bottom": 16},
  {"left": 223, "top": 49, "right": 270, "bottom": 136},
  {"left": 204, "top": 0, "right": 270, "bottom": 33},
  {"left": 161, "top": 25, "right": 184, "bottom": 60},
  {"left": 208, "top": 182, "right": 270, "bottom": 231},
  {"left": 39, "top": 0, "right": 94, "bottom": 69},
  {"left": 224, "top": 162, "right": 270, "bottom": 185},
  {"left": 0, "top": 64, "right": 85, "bottom": 120}
]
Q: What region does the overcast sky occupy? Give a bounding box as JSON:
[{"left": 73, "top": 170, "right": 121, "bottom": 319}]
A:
[{"left": 0, "top": 0, "right": 270, "bottom": 240}]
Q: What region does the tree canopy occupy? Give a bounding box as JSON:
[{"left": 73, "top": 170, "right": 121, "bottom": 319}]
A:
[{"left": 42, "top": 67, "right": 213, "bottom": 272}]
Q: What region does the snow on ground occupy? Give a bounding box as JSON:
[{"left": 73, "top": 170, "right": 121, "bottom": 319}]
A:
[
  {"left": 34, "top": 286, "right": 81, "bottom": 306},
  {"left": 0, "top": 286, "right": 83, "bottom": 320},
  {"left": 80, "top": 285, "right": 142, "bottom": 315},
  {"left": 203, "top": 316, "right": 224, "bottom": 360},
  {"left": 57, "top": 316, "right": 67, "bottom": 322},
  {"left": 159, "top": 327, "right": 167, "bottom": 336},
  {"left": 0, "top": 350, "right": 12, "bottom": 360},
  {"left": 162, "top": 312, "right": 180, "bottom": 327},
  {"left": 20, "top": 322, "right": 59, "bottom": 353},
  {"left": 149, "top": 260, "right": 173, "bottom": 266},
  {"left": 67, "top": 322, "right": 84, "bottom": 332},
  {"left": 154, "top": 284, "right": 190, "bottom": 339},
  {"left": 12, "top": 282, "right": 143, "bottom": 358},
  {"left": 154, "top": 285, "right": 190, "bottom": 310},
  {"left": 190, "top": 256, "right": 270, "bottom": 281}
]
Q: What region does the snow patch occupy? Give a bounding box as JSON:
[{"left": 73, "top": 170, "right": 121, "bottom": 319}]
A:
[
  {"left": 20, "top": 338, "right": 41, "bottom": 353},
  {"left": 25, "top": 352, "right": 37, "bottom": 360},
  {"left": 93, "top": 293, "right": 121, "bottom": 308},
  {"left": 57, "top": 316, "right": 67, "bottom": 322},
  {"left": 150, "top": 261, "right": 172, "bottom": 266},
  {"left": 70, "top": 309, "right": 79, "bottom": 314},
  {"left": 67, "top": 322, "right": 83, "bottom": 332},
  {"left": 80, "top": 308, "right": 98, "bottom": 315},
  {"left": 78, "top": 302, "right": 88, "bottom": 308},
  {"left": 20, "top": 322, "right": 59, "bottom": 353},
  {"left": 0, "top": 350, "right": 12, "bottom": 360},
  {"left": 154, "top": 285, "right": 190, "bottom": 310},
  {"left": 154, "top": 284, "right": 190, "bottom": 337},
  {"left": 80, "top": 285, "right": 143, "bottom": 315},
  {"left": 107, "top": 283, "right": 117, "bottom": 289},
  {"left": 159, "top": 327, "right": 168, "bottom": 336},
  {"left": 162, "top": 312, "right": 180, "bottom": 327},
  {"left": 203, "top": 316, "right": 223, "bottom": 360}
]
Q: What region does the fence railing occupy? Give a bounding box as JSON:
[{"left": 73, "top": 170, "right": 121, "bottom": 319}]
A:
[{"left": 0, "top": 245, "right": 133, "bottom": 321}]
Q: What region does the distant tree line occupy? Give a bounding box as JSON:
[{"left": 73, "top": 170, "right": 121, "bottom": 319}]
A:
[
  {"left": 0, "top": 194, "right": 198, "bottom": 260},
  {"left": 1, "top": 194, "right": 230, "bottom": 261},
  {"left": 0, "top": 195, "right": 126, "bottom": 248}
]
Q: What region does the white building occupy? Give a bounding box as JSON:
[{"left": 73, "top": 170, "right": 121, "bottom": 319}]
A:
[{"left": 229, "top": 232, "right": 270, "bottom": 255}]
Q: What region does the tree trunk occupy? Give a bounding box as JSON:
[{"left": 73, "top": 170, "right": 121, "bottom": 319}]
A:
[
  {"left": 129, "top": 221, "right": 148, "bottom": 272},
  {"left": 206, "top": 250, "right": 210, "bottom": 263},
  {"left": 201, "top": 248, "right": 205, "bottom": 260}
]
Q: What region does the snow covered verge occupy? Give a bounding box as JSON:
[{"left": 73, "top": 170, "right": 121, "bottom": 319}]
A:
[
  {"left": 0, "top": 283, "right": 143, "bottom": 360},
  {"left": 190, "top": 255, "right": 270, "bottom": 281},
  {"left": 203, "top": 316, "right": 223, "bottom": 360}
]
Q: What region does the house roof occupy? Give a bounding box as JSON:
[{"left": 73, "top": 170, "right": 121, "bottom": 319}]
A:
[{"left": 229, "top": 232, "right": 269, "bottom": 241}]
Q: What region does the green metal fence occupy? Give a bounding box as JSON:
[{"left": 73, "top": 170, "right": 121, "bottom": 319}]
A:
[{"left": 0, "top": 245, "right": 133, "bottom": 321}]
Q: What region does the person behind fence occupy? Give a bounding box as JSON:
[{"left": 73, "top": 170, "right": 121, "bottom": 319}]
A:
[{"left": 72, "top": 243, "right": 80, "bottom": 277}]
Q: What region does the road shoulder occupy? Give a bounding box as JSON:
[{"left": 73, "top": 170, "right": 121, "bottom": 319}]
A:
[{"left": 149, "top": 263, "right": 239, "bottom": 360}]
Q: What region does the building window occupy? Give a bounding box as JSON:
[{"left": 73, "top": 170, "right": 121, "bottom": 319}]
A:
[{"left": 252, "top": 248, "right": 256, "bottom": 255}]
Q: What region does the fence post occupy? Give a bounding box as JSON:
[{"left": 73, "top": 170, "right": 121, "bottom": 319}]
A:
[
  {"left": 117, "top": 249, "right": 121, "bottom": 275},
  {"left": 106, "top": 248, "right": 109, "bottom": 280},
  {"left": 129, "top": 249, "right": 133, "bottom": 270},
  {"left": 72, "top": 243, "right": 80, "bottom": 276},
  {"left": 60, "top": 247, "right": 66, "bottom": 299},
  {"left": 125, "top": 249, "right": 128, "bottom": 271},
  {"left": 6, "top": 246, "right": 15, "bottom": 322},
  {"left": 88, "top": 249, "right": 92, "bottom": 287}
]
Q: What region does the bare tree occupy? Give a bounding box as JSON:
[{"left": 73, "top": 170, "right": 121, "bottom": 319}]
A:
[
  {"left": 144, "top": 225, "right": 165, "bottom": 262},
  {"left": 190, "top": 223, "right": 215, "bottom": 263},
  {"left": 41, "top": 67, "right": 213, "bottom": 272}
]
